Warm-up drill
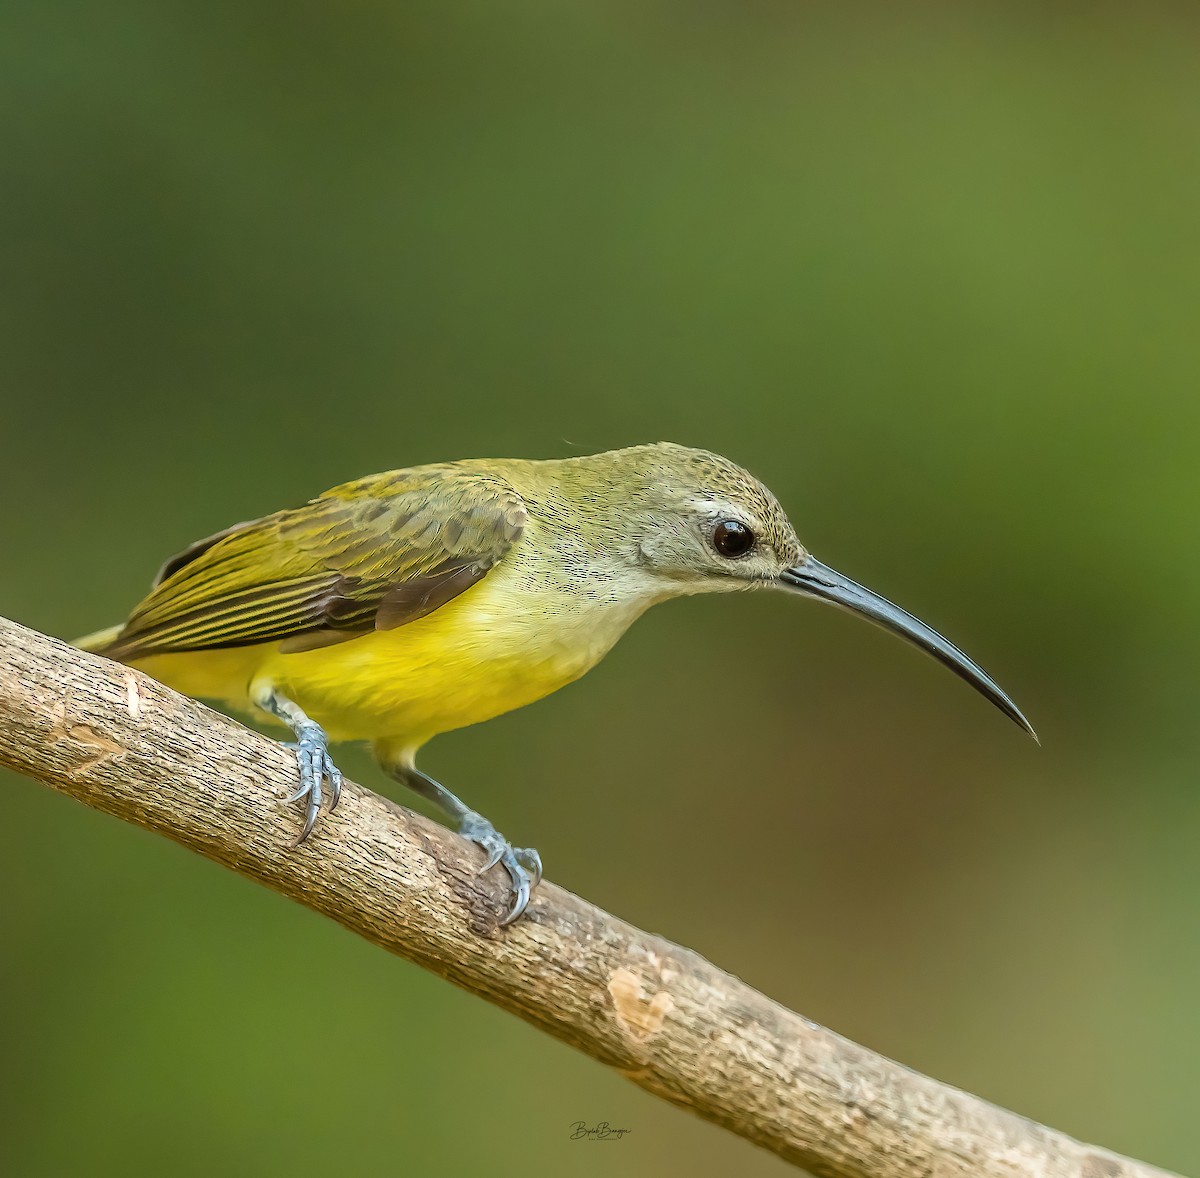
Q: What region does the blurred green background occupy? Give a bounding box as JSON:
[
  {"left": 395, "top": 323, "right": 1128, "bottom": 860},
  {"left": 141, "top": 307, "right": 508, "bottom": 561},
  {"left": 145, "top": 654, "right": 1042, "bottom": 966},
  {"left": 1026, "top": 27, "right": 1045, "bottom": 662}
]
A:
[{"left": 3, "top": 3, "right": 1199, "bottom": 1175}]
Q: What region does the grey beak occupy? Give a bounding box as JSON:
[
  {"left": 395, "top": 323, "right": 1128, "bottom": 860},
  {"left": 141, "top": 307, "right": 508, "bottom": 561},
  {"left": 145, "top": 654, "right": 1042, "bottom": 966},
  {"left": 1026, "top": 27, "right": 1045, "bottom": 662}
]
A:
[{"left": 780, "top": 557, "right": 1036, "bottom": 740}]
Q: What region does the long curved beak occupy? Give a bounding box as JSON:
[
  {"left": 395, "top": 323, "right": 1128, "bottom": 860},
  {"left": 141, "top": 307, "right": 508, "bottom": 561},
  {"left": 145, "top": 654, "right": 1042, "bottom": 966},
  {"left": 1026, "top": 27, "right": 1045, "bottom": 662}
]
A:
[{"left": 780, "top": 557, "right": 1036, "bottom": 740}]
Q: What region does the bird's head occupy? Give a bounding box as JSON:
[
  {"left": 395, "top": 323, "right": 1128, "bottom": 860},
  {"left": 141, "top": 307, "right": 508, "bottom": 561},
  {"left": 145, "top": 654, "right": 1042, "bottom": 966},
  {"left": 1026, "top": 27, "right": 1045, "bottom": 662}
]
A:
[
  {"left": 611, "top": 441, "right": 805, "bottom": 590},
  {"left": 591, "top": 442, "right": 1035, "bottom": 738}
]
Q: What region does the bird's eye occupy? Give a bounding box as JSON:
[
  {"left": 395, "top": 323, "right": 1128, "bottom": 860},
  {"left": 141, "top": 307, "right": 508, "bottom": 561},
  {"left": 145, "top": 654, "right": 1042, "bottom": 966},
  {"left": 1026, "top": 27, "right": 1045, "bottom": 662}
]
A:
[{"left": 712, "top": 519, "right": 755, "bottom": 558}]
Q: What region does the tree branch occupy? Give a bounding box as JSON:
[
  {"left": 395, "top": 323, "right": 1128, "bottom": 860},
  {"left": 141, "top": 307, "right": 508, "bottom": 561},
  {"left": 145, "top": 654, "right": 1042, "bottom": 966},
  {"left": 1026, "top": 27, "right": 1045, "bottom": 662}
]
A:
[{"left": 0, "top": 614, "right": 1176, "bottom": 1176}]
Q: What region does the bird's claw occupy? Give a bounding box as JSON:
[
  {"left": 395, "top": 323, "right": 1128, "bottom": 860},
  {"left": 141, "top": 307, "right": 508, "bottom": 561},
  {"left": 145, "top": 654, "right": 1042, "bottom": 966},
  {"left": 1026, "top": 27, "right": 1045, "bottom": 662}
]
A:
[
  {"left": 281, "top": 722, "right": 343, "bottom": 844},
  {"left": 459, "top": 811, "right": 542, "bottom": 926}
]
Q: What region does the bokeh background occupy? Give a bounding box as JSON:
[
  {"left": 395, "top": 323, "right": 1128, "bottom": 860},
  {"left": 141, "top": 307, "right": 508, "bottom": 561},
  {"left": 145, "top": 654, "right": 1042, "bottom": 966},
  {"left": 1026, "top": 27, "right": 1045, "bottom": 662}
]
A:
[{"left": 3, "top": 3, "right": 1199, "bottom": 1175}]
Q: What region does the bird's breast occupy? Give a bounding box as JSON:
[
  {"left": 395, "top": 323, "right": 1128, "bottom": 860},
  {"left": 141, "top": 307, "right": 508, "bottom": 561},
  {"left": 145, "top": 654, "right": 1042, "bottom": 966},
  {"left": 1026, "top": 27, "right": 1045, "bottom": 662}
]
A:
[{"left": 258, "top": 558, "right": 658, "bottom": 744}]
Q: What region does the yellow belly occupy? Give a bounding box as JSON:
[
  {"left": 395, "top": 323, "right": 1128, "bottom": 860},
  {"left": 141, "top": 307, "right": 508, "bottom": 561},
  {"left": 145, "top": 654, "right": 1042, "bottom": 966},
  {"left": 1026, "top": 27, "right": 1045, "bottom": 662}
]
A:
[{"left": 132, "top": 572, "right": 649, "bottom": 749}]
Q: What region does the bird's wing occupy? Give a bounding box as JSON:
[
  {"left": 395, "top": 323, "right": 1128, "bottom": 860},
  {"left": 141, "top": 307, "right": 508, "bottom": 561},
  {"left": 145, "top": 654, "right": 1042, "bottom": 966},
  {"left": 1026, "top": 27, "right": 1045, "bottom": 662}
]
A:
[{"left": 102, "top": 467, "right": 527, "bottom": 660}]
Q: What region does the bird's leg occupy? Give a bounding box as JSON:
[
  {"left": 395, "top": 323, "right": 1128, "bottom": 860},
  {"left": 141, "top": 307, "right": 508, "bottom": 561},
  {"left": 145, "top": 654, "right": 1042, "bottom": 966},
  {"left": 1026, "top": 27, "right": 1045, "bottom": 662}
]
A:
[
  {"left": 252, "top": 686, "right": 343, "bottom": 845},
  {"left": 382, "top": 761, "right": 542, "bottom": 926}
]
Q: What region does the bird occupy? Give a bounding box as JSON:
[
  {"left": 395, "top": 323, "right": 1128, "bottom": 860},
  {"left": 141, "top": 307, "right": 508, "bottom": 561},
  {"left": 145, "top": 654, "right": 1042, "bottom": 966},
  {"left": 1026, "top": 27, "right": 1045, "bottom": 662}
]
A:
[{"left": 77, "top": 442, "right": 1035, "bottom": 925}]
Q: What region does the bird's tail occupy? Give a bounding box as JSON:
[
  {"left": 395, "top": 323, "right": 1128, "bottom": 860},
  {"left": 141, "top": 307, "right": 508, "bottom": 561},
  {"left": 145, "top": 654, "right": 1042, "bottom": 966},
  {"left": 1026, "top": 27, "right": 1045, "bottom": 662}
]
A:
[{"left": 75, "top": 624, "right": 123, "bottom": 656}]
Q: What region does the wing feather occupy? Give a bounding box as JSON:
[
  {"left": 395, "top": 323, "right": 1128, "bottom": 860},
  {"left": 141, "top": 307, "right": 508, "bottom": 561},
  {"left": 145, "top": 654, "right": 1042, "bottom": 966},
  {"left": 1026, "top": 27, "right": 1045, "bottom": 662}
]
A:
[{"left": 101, "top": 467, "right": 526, "bottom": 660}]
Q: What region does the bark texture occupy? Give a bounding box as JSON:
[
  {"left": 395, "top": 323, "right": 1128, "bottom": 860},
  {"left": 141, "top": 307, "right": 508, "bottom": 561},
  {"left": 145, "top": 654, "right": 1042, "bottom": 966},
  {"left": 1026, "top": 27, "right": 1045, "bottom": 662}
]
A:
[{"left": 0, "top": 614, "right": 1178, "bottom": 1176}]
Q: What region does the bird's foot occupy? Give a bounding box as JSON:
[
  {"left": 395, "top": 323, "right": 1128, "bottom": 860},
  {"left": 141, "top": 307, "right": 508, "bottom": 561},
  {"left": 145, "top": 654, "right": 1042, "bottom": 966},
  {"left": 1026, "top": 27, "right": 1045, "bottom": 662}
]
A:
[
  {"left": 281, "top": 721, "right": 343, "bottom": 844},
  {"left": 458, "top": 810, "right": 542, "bottom": 926}
]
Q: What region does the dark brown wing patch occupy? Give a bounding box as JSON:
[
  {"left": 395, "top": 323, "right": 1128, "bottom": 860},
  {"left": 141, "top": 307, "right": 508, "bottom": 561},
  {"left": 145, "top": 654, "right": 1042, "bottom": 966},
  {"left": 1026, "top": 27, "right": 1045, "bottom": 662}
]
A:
[{"left": 374, "top": 563, "right": 486, "bottom": 630}]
